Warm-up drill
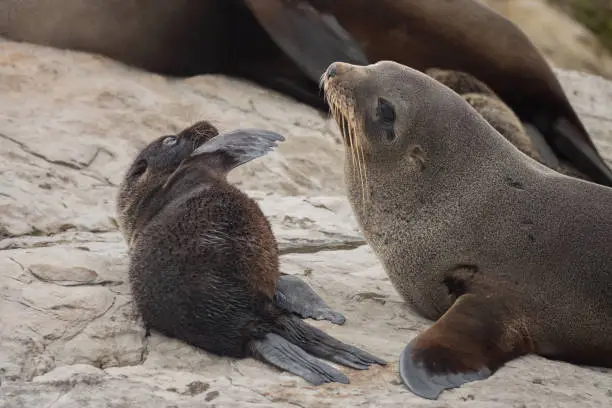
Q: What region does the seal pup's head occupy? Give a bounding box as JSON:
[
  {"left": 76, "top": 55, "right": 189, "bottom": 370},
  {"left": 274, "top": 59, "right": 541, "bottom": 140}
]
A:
[
  {"left": 116, "top": 121, "right": 218, "bottom": 244},
  {"left": 116, "top": 120, "right": 285, "bottom": 247}
]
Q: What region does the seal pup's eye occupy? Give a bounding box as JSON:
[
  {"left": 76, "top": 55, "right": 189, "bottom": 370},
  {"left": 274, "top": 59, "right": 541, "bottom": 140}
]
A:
[
  {"left": 130, "top": 159, "right": 147, "bottom": 177},
  {"left": 162, "top": 136, "right": 178, "bottom": 146},
  {"left": 377, "top": 98, "right": 396, "bottom": 124}
]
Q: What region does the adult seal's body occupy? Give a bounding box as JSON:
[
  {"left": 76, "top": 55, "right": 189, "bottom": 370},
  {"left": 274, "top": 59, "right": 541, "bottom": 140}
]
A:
[
  {"left": 116, "top": 121, "right": 385, "bottom": 385},
  {"left": 426, "top": 68, "right": 589, "bottom": 181},
  {"left": 322, "top": 60, "right": 612, "bottom": 399},
  {"left": 2, "top": 0, "right": 611, "bottom": 187}
]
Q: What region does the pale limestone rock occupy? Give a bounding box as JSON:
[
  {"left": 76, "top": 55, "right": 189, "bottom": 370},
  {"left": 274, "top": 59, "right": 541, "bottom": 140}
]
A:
[
  {"left": 482, "top": 0, "right": 612, "bottom": 79},
  {"left": 0, "top": 40, "right": 611, "bottom": 407}
]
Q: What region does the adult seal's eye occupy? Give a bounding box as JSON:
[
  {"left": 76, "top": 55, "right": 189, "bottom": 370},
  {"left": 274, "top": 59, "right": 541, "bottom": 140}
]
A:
[
  {"left": 377, "top": 98, "right": 396, "bottom": 124},
  {"left": 162, "top": 136, "right": 178, "bottom": 146}
]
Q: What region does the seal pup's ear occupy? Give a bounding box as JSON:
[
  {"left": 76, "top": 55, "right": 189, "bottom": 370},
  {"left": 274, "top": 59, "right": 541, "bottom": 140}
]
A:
[
  {"left": 190, "top": 128, "right": 285, "bottom": 173},
  {"left": 244, "top": 0, "right": 369, "bottom": 82}
]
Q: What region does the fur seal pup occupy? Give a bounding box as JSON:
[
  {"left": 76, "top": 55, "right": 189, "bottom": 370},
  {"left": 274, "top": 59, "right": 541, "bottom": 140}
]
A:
[
  {"left": 426, "top": 68, "right": 590, "bottom": 181},
  {"left": 116, "top": 120, "right": 385, "bottom": 385},
  {"left": 322, "top": 60, "right": 612, "bottom": 399},
  {"left": 3, "top": 1, "right": 611, "bottom": 187}
]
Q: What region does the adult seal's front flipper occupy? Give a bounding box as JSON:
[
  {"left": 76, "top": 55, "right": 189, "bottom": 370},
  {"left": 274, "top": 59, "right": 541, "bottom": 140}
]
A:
[
  {"left": 399, "top": 294, "right": 530, "bottom": 400},
  {"left": 244, "top": 0, "right": 369, "bottom": 82},
  {"left": 275, "top": 274, "right": 346, "bottom": 325}
]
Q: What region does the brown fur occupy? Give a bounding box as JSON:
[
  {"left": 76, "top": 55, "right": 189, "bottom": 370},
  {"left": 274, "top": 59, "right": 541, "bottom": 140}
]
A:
[
  {"left": 116, "top": 119, "right": 385, "bottom": 384},
  {"left": 462, "top": 92, "right": 540, "bottom": 161},
  {"left": 322, "top": 60, "right": 612, "bottom": 398},
  {"left": 426, "top": 68, "right": 592, "bottom": 181}
]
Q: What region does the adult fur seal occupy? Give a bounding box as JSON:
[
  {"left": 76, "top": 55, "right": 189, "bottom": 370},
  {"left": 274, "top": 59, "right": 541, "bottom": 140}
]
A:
[
  {"left": 2, "top": 0, "right": 611, "bottom": 187},
  {"left": 426, "top": 68, "right": 589, "bottom": 181},
  {"left": 322, "top": 60, "right": 612, "bottom": 399},
  {"left": 116, "top": 120, "right": 385, "bottom": 385}
]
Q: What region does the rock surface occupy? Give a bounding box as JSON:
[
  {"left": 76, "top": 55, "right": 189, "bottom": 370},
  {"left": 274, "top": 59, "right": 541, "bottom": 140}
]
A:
[
  {"left": 482, "top": 0, "right": 612, "bottom": 79},
  {"left": 1, "top": 39, "right": 611, "bottom": 408}
]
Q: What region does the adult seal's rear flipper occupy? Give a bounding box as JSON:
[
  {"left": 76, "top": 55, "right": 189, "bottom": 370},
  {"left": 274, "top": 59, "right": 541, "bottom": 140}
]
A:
[
  {"left": 244, "top": 0, "right": 369, "bottom": 82},
  {"left": 275, "top": 274, "right": 346, "bottom": 325},
  {"left": 250, "top": 333, "right": 349, "bottom": 385}
]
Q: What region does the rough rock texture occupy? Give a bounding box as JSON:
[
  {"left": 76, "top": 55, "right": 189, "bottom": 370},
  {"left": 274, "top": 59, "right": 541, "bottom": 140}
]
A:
[
  {"left": 0, "top": 39, "right": 611, "bottom": 408},
  {"left": 482, "top": 0, "right": 612, "bottom": 79}
]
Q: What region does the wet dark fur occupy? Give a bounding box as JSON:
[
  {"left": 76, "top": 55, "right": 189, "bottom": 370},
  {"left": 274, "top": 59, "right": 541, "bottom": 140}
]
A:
[
  {"left": 116, "top": 121, "right": 385, "bottom": 382},
  {"left": 118, "top": 122, "right": 282, "bottom": 356}
]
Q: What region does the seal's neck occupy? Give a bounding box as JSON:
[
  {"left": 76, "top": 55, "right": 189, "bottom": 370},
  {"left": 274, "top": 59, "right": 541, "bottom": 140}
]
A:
[{"left": 344, "top": 107, "right": 524, "bottom": 228}]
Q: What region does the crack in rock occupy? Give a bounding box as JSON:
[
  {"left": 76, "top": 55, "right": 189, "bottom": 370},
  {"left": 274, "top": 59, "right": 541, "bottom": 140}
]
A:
[{"left": 279, "top": 240, "right": 366, "bottom": 255}]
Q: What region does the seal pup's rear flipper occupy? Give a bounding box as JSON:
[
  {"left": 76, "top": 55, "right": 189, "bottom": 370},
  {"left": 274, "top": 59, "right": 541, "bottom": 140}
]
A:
[
  {"left": 250, "top": 333, "right": 349, "bottom": 385},
  {"left": 399, "top": 293, "right": 531, "bottom": 400},
  {"left": 275, "top": 274, "right": 346, "bottom": 325},
  {"left": 244, "top": 0, "right": 369, "bottom": 82},
  {"left": 274, "top": 314, "right": 386, "bottom": 370}
]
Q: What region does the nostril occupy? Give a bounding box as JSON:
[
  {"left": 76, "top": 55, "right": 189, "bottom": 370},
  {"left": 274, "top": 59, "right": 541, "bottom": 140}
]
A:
[{"left": 326, "top": 64, "right": 337, "bottom": 79}]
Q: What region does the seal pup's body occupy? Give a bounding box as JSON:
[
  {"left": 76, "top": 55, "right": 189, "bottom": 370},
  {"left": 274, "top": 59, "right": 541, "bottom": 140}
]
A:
[
  {"left": 322, "top": 60, "right": 612, "bottom": 399},
  {"left": 2, "top": 0, "right": 611, "bottom": 187},
  {"left": 116, "top": 121, "right": 385, "bottom": 385}
]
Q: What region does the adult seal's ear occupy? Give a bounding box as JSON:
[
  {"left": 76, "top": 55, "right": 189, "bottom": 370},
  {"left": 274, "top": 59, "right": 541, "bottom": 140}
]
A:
[{"left": 244, "top": 0, "right": 369, "bottom": 82}]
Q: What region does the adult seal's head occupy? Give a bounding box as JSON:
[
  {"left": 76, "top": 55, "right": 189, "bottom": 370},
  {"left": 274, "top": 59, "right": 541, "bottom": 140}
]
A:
[{"left": 322, "top": 60, "right": 612, "bottom": 399}]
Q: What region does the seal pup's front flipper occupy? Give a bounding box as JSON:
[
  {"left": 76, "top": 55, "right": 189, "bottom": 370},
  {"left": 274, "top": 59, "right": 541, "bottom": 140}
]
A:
[
  {"left": 274, "top": 314, "right": 386, "bottom": 370},
  {"left": 399, "top": 293, "right": 531, "bottom": 400},
  {"left": 190, "top": 128, "right": 286, "bottom": 173},
  {"left": 244, "top": 0, "right": 369, "bottom": 82},
  {"left": 163, "top": 128, "right": 286, "bottom": 191},
  {"left": 275, "top": 274, "right": 346, "bottom": 325},
  {"left": 250, "top": 333, "right": 349, "bottom": 385}
]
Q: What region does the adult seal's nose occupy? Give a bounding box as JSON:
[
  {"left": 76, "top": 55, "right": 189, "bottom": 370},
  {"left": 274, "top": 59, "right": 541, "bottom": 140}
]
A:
[
  {"left": 326, "top": 63, "right": 338, "bottom": 79},
  {"left": 326, "top": 61, "right": 354, "bottom": 79}
]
